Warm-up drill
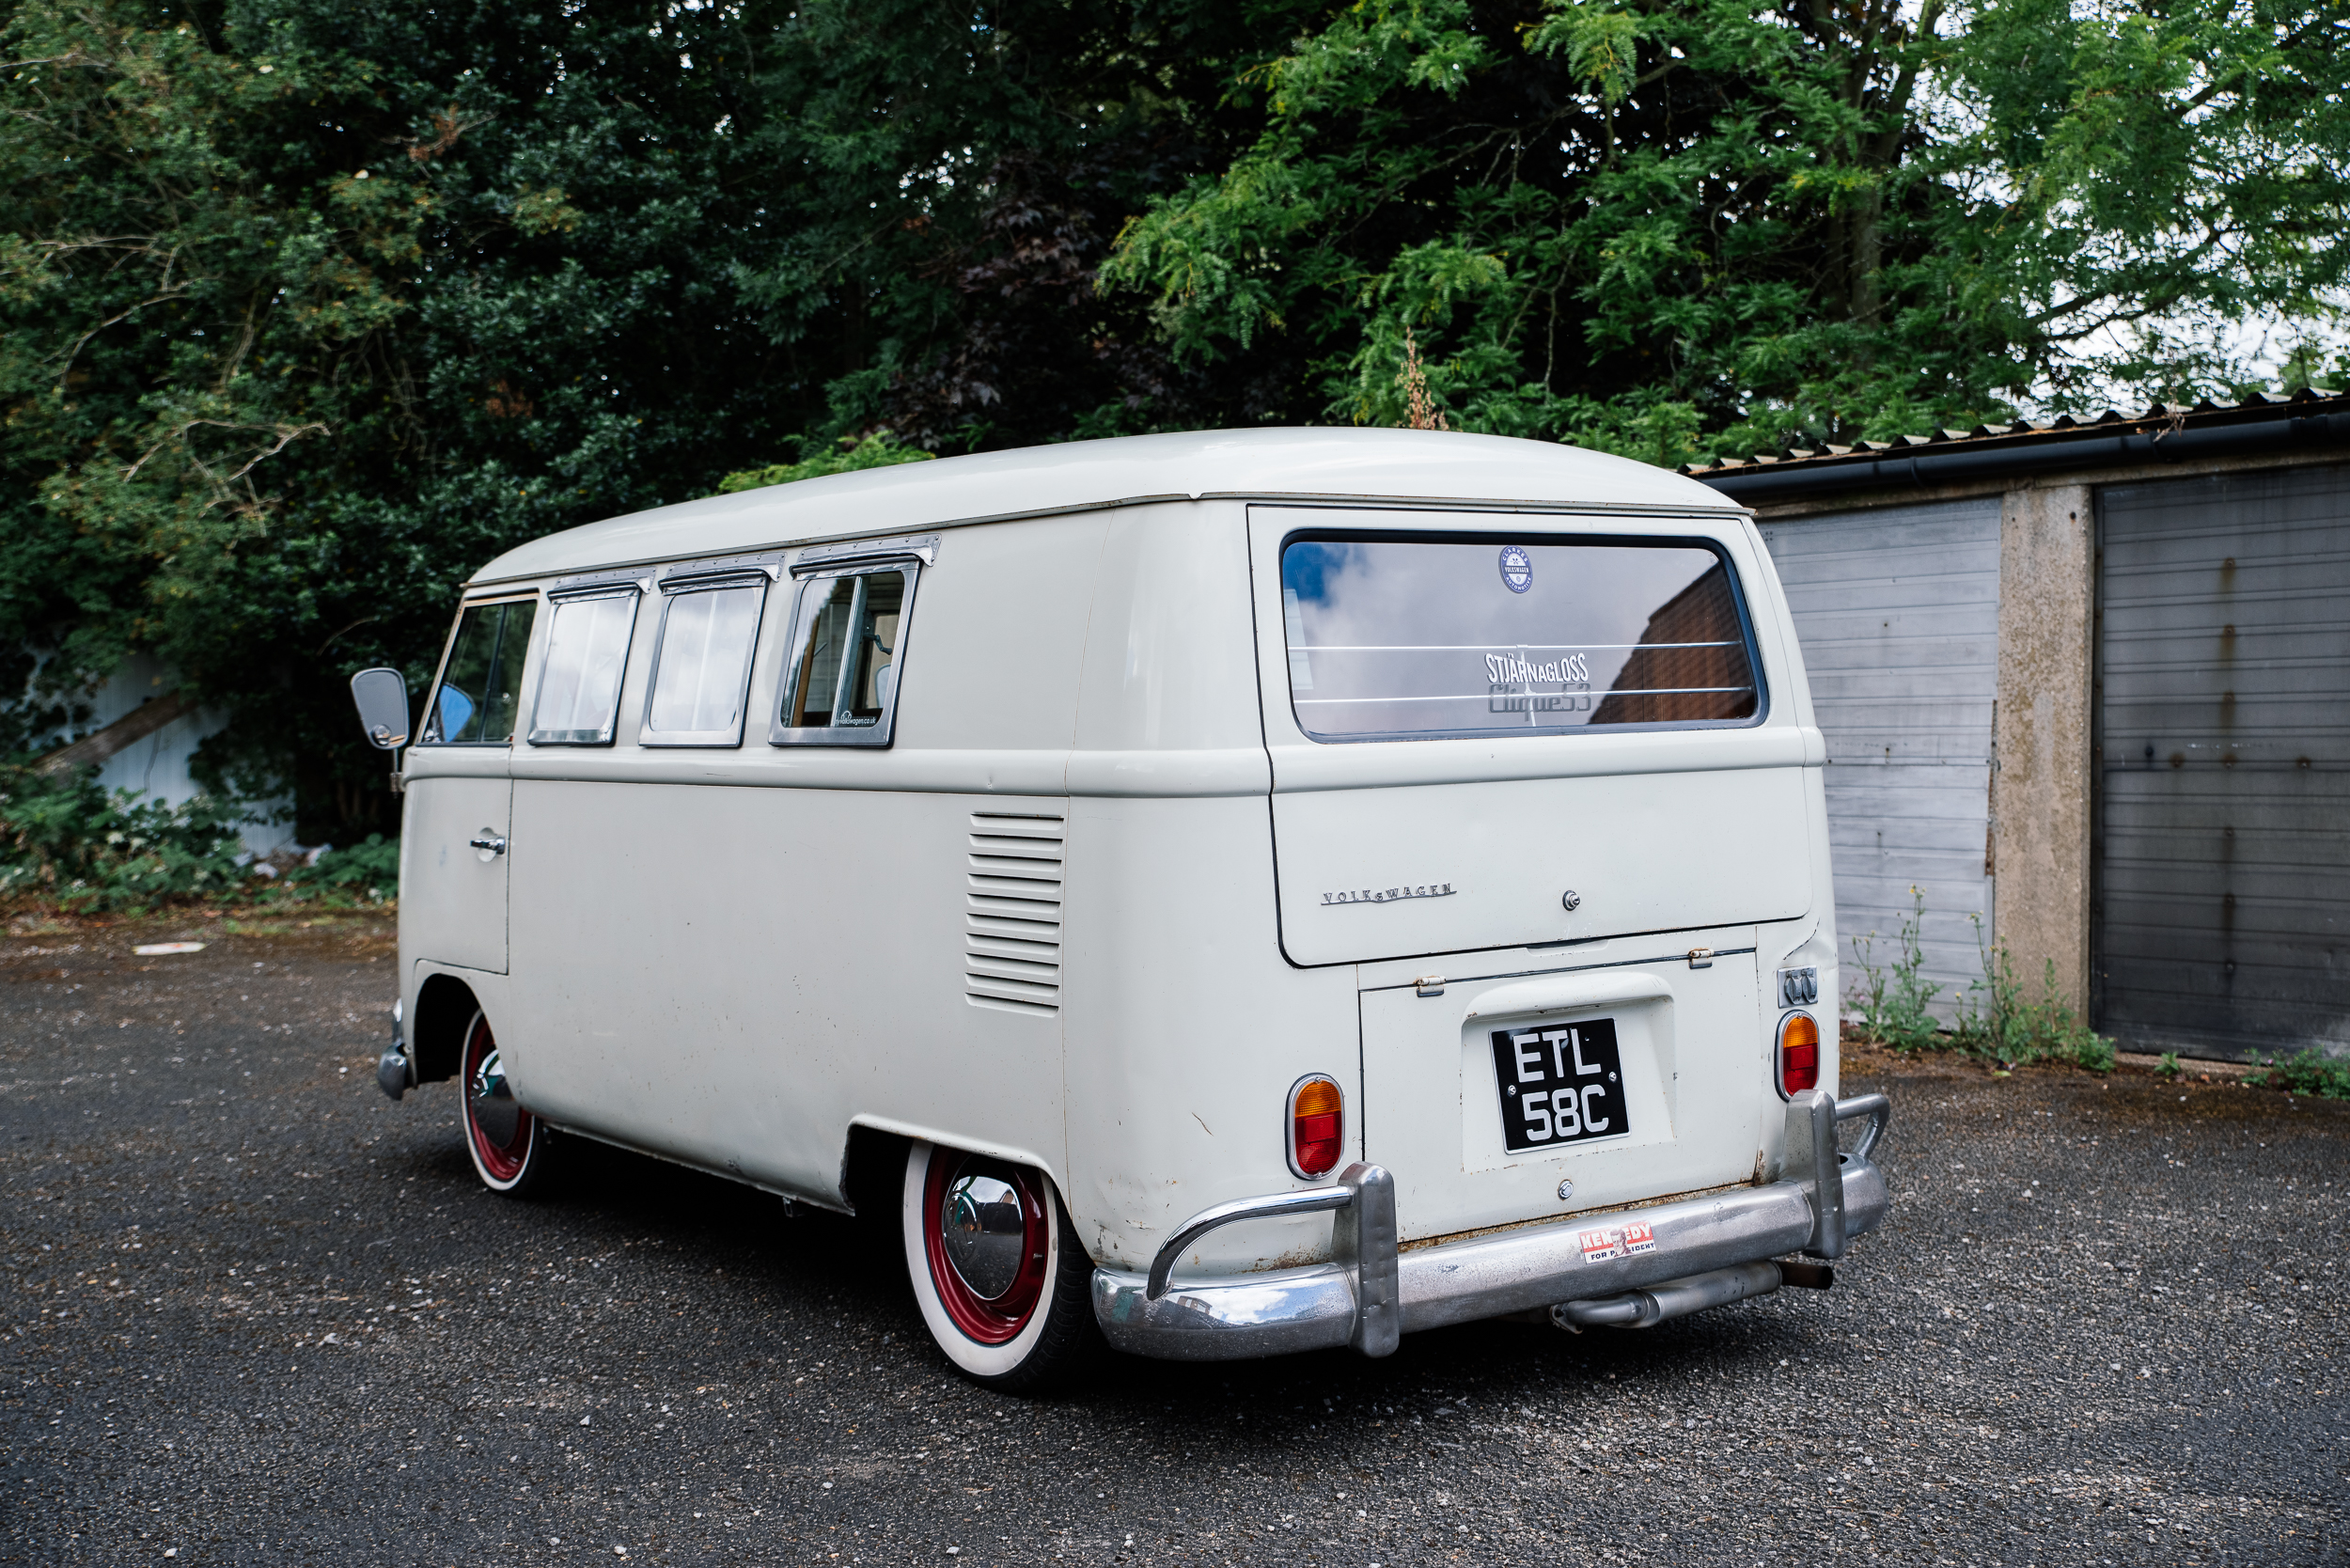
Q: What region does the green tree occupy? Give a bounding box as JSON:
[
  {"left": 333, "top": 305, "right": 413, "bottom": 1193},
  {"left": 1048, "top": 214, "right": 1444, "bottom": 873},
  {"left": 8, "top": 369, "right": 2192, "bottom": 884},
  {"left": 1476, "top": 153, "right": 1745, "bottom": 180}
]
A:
[
  {"left": 1102, "top": 0, "right": 2350, "bottom": 463},
  {"left": 0, "top": 0, "right": 1290, "bottom": 833}
]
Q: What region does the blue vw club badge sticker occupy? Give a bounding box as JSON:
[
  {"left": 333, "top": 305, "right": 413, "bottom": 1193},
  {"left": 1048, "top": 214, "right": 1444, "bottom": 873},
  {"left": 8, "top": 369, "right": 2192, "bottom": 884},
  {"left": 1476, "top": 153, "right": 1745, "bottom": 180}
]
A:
[{"left": 1498, "top": 544, "right": 1533, "bottom": 593}]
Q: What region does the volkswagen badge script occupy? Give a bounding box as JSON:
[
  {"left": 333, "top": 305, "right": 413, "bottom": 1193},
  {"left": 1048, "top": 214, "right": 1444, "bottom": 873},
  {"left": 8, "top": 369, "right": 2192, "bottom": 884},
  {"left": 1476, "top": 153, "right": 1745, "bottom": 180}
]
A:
[
  {"left": 1323, "top": 883, "right": 1457, "bottom": 906},
  {"left": 1498, "top": 544, "right": 1533, "bottom": 594},
  {"left": 1560, "top": 889, "right": 1581, "bottom": 911}
]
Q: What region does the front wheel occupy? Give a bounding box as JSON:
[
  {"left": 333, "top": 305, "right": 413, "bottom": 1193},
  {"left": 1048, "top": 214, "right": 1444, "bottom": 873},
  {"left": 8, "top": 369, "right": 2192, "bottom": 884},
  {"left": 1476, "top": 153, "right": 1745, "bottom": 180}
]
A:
[
  {"left": 901, "top": 1141, "right": 1101, "bottom": 1391},
  {"left": 459, "top": 1010, "right": 559, "bottom": 1197}
]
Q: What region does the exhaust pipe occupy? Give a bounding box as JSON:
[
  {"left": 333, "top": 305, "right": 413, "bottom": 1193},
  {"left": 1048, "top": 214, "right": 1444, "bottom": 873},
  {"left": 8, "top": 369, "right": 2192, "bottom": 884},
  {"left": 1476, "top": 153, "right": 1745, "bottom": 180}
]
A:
[{"left": 1551, "top": 1261, "right": 1786, "bottom": 1330}]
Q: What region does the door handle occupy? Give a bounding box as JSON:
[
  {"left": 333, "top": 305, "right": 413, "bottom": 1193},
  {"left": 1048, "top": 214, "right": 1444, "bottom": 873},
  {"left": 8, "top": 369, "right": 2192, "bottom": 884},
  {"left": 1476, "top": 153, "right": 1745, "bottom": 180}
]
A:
[{"left": 468, "top": 832, "right": 508, "bottom": 860}]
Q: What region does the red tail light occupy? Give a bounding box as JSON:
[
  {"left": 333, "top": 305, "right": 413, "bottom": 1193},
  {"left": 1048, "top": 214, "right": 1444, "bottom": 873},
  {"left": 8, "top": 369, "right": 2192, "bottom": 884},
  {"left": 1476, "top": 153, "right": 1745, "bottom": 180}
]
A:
[
  {"left": 1288, "top": 1074, "right": 1344, "bottom": 1179},
  {"left": 1778, "top": 1011, "right": 1821, "bottom": 1098}
]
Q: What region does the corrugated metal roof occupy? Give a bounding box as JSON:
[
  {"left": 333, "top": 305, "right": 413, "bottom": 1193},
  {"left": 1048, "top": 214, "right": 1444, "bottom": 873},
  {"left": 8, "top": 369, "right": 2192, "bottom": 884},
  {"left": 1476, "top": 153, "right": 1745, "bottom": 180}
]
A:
[{"left": 1683, "top": 386, "right": 2350, "bottom": 478}]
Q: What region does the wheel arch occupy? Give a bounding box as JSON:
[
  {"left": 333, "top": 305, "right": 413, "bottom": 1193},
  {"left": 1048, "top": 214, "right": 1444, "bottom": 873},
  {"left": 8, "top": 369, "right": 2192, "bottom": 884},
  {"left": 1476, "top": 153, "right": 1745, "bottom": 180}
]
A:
[
  {"left": 411, "top": 972, "right": 481, "bottom": 1086},
  {"left": 840, "top": 1123, "right": 911, "bottom": 1220}
]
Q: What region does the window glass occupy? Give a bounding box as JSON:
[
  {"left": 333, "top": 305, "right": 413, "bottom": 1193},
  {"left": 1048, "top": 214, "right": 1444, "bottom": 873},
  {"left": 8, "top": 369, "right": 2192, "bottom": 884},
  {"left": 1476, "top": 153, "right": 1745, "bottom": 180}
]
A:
[
  {"left": 1277, "top": 535, "right": 1760, "bottom": 741},
  {"left": 643, "top": 577, "right": 766, "bottom": 744},
  {"left": 528, "top": 588, "right": 639, "bottom": 745},
  {"left": 778, "top": 568, "right": 909, "bottom": 742},
  {"left": 420, "top": 599, "right": 537, "bottom": 745}
]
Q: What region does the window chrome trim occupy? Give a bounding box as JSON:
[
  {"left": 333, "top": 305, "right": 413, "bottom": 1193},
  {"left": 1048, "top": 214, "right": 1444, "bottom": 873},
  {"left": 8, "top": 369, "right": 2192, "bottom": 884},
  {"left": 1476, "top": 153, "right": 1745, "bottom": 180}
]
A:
[
  {"left": 656, "top": 567, "right": 774, "bottom": 595},
  {"left": 525, "top": 583, "right": 642, "bottom": 747},
  {"left": 768, "top": 557, "right": 922, "bottom": 749},
  {"left": 416, "top": 592, "right": 541, "bottom": 747},
  {"left": 635, "top": 572, "right": 771, "bottom": 749},
  {"left": 791, "top": 532, "right": 941, "bottom": 573}
]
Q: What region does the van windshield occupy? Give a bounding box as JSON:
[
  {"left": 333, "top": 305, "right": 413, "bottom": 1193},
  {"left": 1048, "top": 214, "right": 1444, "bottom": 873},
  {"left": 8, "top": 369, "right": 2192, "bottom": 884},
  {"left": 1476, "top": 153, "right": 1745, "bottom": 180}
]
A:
[{"left": 1278, "top": 534, "right": 1761, "bottom": 741}]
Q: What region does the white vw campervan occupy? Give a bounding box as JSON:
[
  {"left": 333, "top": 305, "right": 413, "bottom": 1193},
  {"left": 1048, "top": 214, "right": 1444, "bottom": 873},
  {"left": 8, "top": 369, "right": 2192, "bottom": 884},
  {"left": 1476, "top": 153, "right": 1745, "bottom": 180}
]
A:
[{"left": 353, "top": 429, "right": 1891, "bottom": 1389}]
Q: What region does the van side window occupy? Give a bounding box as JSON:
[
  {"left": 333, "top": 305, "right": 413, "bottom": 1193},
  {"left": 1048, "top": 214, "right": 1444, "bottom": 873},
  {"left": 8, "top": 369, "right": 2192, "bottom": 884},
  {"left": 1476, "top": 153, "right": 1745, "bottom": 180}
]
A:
[
  {"left": 641, "top": 572, "right": 770, "bottom": 747},
  {"left": 772, "top": 564, "right": 915, "bottom": 746},
  {"left": 528, "top": 587, "right": 640, "bottom": 745},
  {"left": 420, "top": 598, "right": 538, "bottom": 745},
  {"left": 1278, "top": 534, "right": 1762, "bottom": 742}
]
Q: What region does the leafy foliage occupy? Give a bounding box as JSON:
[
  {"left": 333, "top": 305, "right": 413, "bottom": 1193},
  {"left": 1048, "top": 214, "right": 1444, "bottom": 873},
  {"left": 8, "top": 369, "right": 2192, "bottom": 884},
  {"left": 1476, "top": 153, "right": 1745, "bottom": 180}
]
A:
[
  {"left": 1950, "top": 922, "right": 2116, "bottom": 1074},
  {"left": 0, "top": 763, "right": 251, "bottom": 909},
  {"left": 716, "top": 434, "right": 935, "bottom": 495},
  {"left": 281, "top": 831, "right": 398, "bottom": 902},
  {"left": 2246, "top": 1050, "right": 2350, "bottom": 1100},
  {"left": 1848, "top": 890, "right": 2115, "bottom": 1071},
  {"left": 1, "top": 0, "right": 1292, "bottom": 838},
  {"left": 1847, "top": 888, "right": 1945, "bottom": 1054},
  {"left": 1103, "top": 0, "right": 2350, "bottom": 463},
  {"left": 2, "top": 0, "right": 2342, "bottom": 846},
  {"left": 0, "top": 760, "right": 396, "bottom": 910}
]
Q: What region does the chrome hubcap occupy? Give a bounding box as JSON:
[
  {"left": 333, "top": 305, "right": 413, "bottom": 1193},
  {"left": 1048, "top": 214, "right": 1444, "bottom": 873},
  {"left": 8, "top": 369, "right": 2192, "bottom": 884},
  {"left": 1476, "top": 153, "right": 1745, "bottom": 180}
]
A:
[
  {"left": 469, "top": 1045, "right": 520, "bottom": 1146},
  {"left": 939, "top": 1170, "right": 1026, "bottom": 1300}
]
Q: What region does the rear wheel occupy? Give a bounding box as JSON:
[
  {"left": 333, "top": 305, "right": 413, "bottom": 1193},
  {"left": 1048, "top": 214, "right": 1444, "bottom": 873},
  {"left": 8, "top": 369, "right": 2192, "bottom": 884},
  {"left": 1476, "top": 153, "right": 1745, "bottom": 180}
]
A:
[
  {"left": 901, "top": 1141, "right": 1100, "bottom": 1391},
  {"left": 459, "top": 1011, "right": 557, "bottom": 1196}
]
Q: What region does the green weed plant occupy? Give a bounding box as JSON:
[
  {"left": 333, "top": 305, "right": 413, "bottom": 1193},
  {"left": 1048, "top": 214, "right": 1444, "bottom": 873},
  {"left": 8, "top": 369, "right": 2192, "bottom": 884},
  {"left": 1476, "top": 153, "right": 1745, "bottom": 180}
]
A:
[
  {"left": 1847, "top": 888, "right": 2114, "bottom": 1073},
  {"left": 2246, "top": 1051, "right": 2350, "bottom": 1100},
  {"left": 1848, "top": 887, "right": 1942, "bottom": 1053}
]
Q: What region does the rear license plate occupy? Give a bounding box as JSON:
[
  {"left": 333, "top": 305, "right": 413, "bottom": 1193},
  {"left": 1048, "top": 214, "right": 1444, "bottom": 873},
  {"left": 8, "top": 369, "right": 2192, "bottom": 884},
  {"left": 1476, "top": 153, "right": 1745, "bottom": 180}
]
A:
[{"left": 1490, "top": 1018, "right": 1629, "bottom": 1152}]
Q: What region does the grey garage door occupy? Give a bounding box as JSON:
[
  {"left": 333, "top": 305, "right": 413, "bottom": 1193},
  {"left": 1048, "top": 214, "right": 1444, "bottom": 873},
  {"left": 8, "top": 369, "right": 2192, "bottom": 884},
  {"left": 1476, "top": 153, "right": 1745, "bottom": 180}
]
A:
[
  {"left": 2096, "top": 464, "right": 2350, "bottom": 1059},
  {"left": 1762, "top": 498, "right": 2002, "bottom": 1019}
]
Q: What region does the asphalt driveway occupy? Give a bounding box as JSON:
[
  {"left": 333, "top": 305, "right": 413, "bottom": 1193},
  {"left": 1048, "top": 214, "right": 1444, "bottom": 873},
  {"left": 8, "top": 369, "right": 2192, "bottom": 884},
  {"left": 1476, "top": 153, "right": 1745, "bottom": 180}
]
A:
[{"left": 3, "top": 921, "right": 2343, "bottom": 1565}]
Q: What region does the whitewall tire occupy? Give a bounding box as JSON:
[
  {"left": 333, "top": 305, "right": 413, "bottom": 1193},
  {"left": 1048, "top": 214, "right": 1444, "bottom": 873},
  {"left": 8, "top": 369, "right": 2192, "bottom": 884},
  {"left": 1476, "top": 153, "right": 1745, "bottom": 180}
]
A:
[
  {"left": 901, "top": 1140, "right": 1100, "bottom": 1390},
  {"left": 458, "top": 1010, "right": 559, "bottom": 1197}
]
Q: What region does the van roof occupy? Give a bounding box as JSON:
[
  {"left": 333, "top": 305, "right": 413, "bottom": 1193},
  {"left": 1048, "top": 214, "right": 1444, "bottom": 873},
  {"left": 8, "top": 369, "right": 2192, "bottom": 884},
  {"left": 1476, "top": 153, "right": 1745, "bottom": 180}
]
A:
[{"left": 471, "top": 427, "right": 1744, "bottom": 585}]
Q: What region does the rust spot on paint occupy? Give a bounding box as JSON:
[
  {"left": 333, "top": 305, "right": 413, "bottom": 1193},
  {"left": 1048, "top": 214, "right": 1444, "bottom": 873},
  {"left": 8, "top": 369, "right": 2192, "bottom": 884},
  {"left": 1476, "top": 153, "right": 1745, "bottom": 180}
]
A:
[
  {"left": 2169, "top": 752, "right": 2186, "bottom": 769},
  {"left": 2221, "top": 751, "right": 2238, "bottom": 768}
]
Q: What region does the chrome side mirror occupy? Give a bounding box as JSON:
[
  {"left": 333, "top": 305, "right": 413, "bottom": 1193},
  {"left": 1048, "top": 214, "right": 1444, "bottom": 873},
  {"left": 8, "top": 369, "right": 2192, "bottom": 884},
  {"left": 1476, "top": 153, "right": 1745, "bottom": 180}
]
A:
[{"left": 350, "top": 667, "right": 411, "bottom": 750}]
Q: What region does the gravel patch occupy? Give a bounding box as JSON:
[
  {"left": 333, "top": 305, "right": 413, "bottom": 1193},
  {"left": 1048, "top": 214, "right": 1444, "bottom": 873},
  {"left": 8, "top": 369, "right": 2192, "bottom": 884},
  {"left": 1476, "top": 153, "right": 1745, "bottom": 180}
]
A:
[{"left": 3, "top": 933, "right": 2342, "bottom": 1564}]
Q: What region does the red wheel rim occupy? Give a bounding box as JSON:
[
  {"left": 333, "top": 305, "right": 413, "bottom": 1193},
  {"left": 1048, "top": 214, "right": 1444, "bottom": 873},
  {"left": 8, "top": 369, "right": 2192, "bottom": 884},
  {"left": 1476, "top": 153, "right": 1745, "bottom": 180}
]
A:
[
  {"left": 462, "top": 1014, "right": 533, "bottom": 1184},
  {"left": 921, "top": 1152, "right": 1049, "bottom": 1345}
]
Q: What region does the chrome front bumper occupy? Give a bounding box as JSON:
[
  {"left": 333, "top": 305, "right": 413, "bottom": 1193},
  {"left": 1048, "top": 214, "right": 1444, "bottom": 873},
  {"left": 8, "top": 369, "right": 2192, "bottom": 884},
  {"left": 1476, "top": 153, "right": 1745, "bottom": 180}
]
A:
[{"left": 1091, "top": 1089, "right": 1890, "bottom": 1361}]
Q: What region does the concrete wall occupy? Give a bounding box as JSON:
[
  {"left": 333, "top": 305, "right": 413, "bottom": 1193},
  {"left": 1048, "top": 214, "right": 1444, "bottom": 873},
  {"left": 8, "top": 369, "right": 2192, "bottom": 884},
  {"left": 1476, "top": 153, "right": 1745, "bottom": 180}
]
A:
[{"left": 1989, "top": 485, "right": 2095, "bottom": 1007}]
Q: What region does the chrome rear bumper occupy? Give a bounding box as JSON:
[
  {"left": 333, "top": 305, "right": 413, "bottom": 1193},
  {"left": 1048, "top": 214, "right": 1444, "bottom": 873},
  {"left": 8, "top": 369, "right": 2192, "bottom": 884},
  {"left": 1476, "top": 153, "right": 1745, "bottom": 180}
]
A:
[{"left": 1091, "top": 1089, "right": 1890, "bottom": 1362}]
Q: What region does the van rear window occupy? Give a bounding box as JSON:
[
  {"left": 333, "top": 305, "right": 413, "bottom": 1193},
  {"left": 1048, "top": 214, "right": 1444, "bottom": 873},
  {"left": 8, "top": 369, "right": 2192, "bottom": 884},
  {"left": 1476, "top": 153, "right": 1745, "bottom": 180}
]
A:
[{"left": 1278, "top": 534, "right": 1761, "bottom": 742}]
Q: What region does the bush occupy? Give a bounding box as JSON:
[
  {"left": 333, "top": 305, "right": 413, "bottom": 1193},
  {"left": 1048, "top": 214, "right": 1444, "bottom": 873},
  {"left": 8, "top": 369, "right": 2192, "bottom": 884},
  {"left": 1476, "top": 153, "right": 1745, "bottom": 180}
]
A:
[
  {"left": 2247, "top": 1050, "right": 2350, "bottom": 1100},
  {"left": 0, "top": 763, "right": 253, "bottom": 911},
  {"left": 282, "top": 834, "right": 400, "bottom": 903},
  {"left": 0, "top": 765, "right": 400, "bottom": 913},
  {"left": 714, "top": 431, "right": 934, "bottom": 494}
]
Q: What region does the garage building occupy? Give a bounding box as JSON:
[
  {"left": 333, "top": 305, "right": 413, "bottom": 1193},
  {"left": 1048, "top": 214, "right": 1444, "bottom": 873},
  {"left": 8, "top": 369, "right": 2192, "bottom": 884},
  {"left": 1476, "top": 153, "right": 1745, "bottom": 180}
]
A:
[{"left": 1690, "top": 391, "right": 2350, "bottom": 1061}]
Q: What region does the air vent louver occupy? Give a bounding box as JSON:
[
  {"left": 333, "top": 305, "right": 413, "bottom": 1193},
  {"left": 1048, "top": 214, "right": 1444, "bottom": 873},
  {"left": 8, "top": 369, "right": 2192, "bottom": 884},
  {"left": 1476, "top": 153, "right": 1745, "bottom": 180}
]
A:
[{"left": 964, "top": 811, "right": 1064, "bottom": 1015}]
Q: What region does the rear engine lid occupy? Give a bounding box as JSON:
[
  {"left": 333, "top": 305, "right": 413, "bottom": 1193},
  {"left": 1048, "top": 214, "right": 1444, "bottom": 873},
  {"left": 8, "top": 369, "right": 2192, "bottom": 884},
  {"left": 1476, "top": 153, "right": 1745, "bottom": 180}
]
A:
[
  {"left": 1360, "top": 933, "right": 1766, "bottom": 1243},
  {"left": 1251, "top": 508, "right": 1814, "bottom": 965}
]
